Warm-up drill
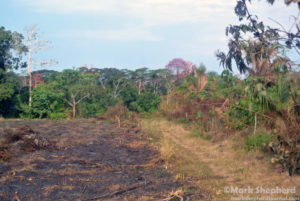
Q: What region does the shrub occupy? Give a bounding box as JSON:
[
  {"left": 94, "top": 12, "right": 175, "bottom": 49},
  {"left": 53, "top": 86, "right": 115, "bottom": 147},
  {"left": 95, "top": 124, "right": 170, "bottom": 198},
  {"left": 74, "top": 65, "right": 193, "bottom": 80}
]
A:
[
  {"left": 20, "top": 84, "right": 66, "bottom": 119},
  {"left": 48, "top": 112, "right": 67, "bottom": 120},
  {"left": 120, "top": 85, "right": 138, "bottom": 108},
  {"left": 177, "top": 118, "right": 189, "bottom": 124},
  {"left": 129, "top": 92, "right": 161, "bottom": 113},
  {"left": 78, "top": 102, "right": 105, "bottom": 118},
  {"left": 19, "top": 104, "right": 33, "bottom": 119},
  {"left": 229, "top": 101, "right": 255, "bottom": 126},
  {"left": 244, "top": 132, "right": 273, "bottom": 151},
  {"left": 102, "top": 103, "right": 129, "bottom": 121},
  {"left": 234, "top": 122, "right": 244, "bottom": 130}
]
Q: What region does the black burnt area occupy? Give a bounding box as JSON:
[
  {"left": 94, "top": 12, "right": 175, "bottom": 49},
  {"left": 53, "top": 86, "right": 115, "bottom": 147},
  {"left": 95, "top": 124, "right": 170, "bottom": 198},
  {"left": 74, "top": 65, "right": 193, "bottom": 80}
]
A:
[{"left": 0, "top": 120, "right": 186, "bottom": 201}]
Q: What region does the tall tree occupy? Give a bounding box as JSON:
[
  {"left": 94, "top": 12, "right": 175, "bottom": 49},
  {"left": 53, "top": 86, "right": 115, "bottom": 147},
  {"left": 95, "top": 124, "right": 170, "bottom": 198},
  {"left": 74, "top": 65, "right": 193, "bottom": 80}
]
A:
[
  {"left": 0, "top": 27, "right": 26, "bottom": 116},
  {"left": 25, "top": 25, "right": 56, "bottom": 106},
  {"left": 0, "top": 26, "right": 26, "bottom": 71},
  {"left": 130, "top": 68, "right": 149, "bottom": 95},
  {"left": 53, "top": 70, "right": 96, "bottom": 118},
  {"left": 166, "top": 58, "right": 192, "bottom": 80}
]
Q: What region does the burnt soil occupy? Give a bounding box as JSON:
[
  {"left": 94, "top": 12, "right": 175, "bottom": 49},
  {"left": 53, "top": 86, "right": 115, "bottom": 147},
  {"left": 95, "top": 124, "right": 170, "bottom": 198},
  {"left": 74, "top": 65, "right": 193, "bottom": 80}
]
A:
[{"left": 0, "top": 120, "right": 203, "bottom": 201}]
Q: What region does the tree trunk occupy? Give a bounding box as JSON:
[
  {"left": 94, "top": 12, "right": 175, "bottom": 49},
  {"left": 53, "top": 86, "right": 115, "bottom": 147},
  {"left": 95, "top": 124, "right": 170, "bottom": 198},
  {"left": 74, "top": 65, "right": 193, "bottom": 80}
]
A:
[
  {"left": 166, "top": 94, "right": 169, "bottom": 105},
  {"left": 138, "top": 79, "right": 141, "bottom": 95},
  {"left": 72, "top": 94, "right": 76, "bottom": 119},
  {"left": 253, "top": 113, "right": 257, "bottom": 135},
  {"left": 27, "top": 44, "right": 32, "bottom": 107},
  {"left": 192, "top": 66, "right": 199, "bottom": 92},
  {"left": 29, "top": 74, "right": 32, "bottom": 107},
  {"left": 72, "top": 104, "right": 76, "bottom": 119}
]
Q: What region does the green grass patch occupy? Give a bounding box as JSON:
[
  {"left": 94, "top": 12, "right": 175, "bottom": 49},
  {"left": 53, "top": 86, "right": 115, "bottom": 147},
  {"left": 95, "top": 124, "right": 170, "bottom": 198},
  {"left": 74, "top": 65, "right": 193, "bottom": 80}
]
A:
[
  {"left": 244, "top": 132, "right": 273, "bottom": 151},
  {"left": 176, "top": 118, "right": 190, "bottom": 124}
]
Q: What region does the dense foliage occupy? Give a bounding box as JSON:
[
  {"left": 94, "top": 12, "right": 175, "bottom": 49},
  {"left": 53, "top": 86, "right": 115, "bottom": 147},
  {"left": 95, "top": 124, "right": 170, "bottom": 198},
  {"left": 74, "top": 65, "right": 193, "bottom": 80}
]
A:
[
  {"left": 0, "top": 26, "right": 26, "bottom": 117},
  {"left": 1, "top": 65, "right": 170, "bottom": 119}
]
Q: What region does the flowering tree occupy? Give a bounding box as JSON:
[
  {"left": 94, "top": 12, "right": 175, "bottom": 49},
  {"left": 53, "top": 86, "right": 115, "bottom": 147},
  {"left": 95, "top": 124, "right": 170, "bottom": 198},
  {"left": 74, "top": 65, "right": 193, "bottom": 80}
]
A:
[
  {"left": 31, "top": 73, "right": 44, "bottom": 87},
  {"left": 165, "top": 58, "right": 192, "bottom": 79},
  {"left": 24, "top": 72, "right": 44, "bottom": 88}
]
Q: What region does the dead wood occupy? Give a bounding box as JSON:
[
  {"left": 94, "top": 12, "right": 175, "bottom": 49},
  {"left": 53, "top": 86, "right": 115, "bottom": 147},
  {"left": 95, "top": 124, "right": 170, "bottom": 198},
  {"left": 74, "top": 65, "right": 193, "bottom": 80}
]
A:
[
  {"left": 11, "top": 192, "right": 21, "bottom": 201},
  {"left": 163, "top": 189, "right": 184, "bottom": 201},
  {"left": 83, "top": 181, "right": 151, "bottom": 200}
]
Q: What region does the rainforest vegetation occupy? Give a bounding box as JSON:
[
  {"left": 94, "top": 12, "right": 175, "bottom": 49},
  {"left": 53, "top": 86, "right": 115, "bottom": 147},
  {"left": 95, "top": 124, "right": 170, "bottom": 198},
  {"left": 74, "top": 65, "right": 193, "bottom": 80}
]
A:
[{"left": 0, "top": 0, "right": 299, "bottom": 177}]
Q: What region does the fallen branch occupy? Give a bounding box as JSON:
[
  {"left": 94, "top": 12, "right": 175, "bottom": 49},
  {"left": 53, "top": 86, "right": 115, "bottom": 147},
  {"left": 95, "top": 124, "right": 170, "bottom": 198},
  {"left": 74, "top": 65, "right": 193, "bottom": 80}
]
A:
[
  {"left": 83, "top": 181, "right": 151, "bottom": 200},
  {"left": 163, "top": 189, "right": 184, "bottom": 201},
  {"left": 12, "top": 192, "right": 21, "bottom": 201}
]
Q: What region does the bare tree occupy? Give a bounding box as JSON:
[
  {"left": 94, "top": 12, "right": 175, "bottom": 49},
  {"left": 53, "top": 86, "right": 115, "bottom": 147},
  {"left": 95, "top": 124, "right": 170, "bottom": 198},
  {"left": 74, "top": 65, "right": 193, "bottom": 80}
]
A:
[
  {"left": 111, "top": 78, "right": 125, "bottom": 98},
  {"left": 66, "top": 91, "right": 90, "bottom": 119},
  {"left": 25, "top": 25, "right": 56, "bottom": 106}
]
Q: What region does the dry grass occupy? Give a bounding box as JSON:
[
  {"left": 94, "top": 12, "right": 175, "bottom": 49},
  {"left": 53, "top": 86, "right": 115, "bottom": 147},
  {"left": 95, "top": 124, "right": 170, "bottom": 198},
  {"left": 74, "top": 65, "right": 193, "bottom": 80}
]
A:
[
  {"left": 159, "top": 137, "right": 175, "bottom": 162},
  {"left": 141, "top": 118, "right": 300, "bottom": 201}
]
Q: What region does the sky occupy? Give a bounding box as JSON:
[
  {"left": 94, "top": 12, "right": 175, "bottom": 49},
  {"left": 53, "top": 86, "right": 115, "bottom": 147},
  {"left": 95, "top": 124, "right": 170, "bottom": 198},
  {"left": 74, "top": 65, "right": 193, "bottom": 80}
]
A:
[{"left": 0, "top": 0, "right": 299, "bottom": 73}]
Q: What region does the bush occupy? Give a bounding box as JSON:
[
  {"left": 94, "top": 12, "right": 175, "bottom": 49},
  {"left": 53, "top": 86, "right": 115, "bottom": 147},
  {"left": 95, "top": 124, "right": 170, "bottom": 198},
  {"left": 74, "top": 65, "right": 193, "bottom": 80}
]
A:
[
  {"left": 120, "top": 85, "right": 138, "bottom": 108},
  {"left": 129, "top": 92, "right": 161, "bottom": 113},
  {"left": 48, "top": 112, "right": 67, "bottom": 120},
  {"left": 234, "top": 122, "right": 244, "bottom": 130},
  {"left": 244, "top": 132, "right": 273, "bottom": 151},
  {"left": 19, "top": 104, "right": 33, "bottom": 119},
  {"left": 229, "top": 101, "right": 255, "bottom": 126},
  {"left": 177, "top": 118, "right": 189, "bottom": 124},
  {"left": 20, "top": 84, "right": 66, "bottom": 119},
  {"left": 78, "top": 102, "right": 105, "bottom": 118}
]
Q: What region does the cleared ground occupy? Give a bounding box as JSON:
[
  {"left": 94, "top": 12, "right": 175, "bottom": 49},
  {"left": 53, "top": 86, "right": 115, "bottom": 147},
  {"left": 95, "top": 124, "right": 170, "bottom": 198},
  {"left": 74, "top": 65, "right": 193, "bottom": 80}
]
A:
[{"left": 0, "top": 120, "right": 207, "bottom": 201}]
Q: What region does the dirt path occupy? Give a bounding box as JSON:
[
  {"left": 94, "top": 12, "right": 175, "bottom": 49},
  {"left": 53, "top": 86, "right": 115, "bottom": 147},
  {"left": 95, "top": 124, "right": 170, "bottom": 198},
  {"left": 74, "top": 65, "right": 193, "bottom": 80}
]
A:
[
  {"left": 141, "top": 119, "right": 300, "bottom": 200},
  {"left": 0, "top": 120, "right": 196, "bottom": 201}
]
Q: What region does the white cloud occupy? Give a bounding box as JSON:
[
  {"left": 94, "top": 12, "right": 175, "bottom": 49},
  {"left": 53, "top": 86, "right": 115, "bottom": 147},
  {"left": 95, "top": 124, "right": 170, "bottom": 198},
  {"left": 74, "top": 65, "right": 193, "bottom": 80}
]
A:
[
  {"left": 58, "top": 28, "right": 161, "bottom": 41},
  {"left": 17, "top": 0, "right": 240, "bottom": 44},
  {"left": 17, "top": 0, "right": 237, "bottom": 26},
  {"left": 16, "top": 0, "right": 299, "bottom": 52}
]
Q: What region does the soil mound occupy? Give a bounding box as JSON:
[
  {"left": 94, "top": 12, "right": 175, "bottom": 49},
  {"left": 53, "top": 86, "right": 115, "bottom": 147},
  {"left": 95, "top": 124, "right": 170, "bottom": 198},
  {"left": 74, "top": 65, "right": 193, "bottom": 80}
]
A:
[
  {"left": 3, "top": 125, "right": 35, "bottom": 144},
  {"left": 0, "top": 125, "right": 55, "bottom": 161}
]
